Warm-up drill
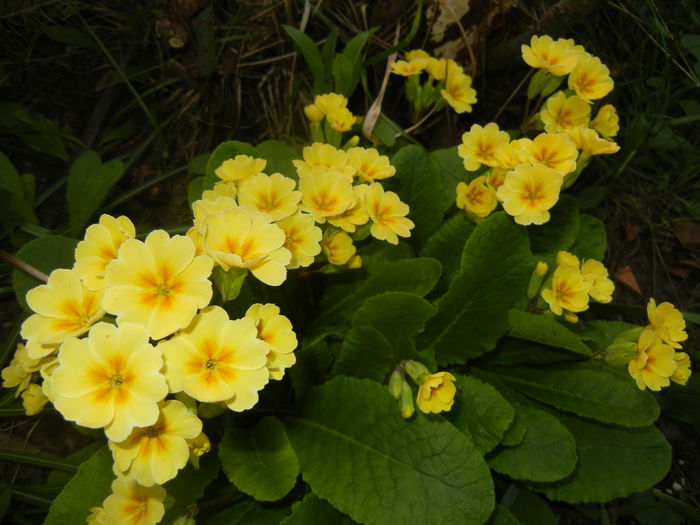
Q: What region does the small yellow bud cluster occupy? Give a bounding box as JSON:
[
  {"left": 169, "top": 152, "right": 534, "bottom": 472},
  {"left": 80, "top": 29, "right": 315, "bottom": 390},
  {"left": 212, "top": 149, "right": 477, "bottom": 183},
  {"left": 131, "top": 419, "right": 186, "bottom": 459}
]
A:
[{"left": 389, "top": 360, "right": 457, "bottom": 418}]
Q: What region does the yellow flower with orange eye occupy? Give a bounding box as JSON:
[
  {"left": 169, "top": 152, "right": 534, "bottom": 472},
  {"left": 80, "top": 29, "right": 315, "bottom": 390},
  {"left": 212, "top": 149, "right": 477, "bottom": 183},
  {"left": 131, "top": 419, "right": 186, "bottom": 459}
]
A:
[
  {"left": 237, "top": 172, "right": 301, "bottom": 222},
  {"left": 326, "top": 106, "right": 357, "bottom": 132},
  {"left": 391, "top": 57, "right": 428, "bottom": 76},
  {"left": 1, "top": 343, "right": 43, "bottom": 394},
  {"left": 298, "top": 167, "right": 357, "bottom": 223},
  {"left": 540, "top": 264, "right": 591, "bottom": 316},
  {"left": 109, "top": 400, "right": 202, "bottom": 486},
  {"left": 160, "top": 305, "right": 270, "bottom": 411},
  {"left": 51, "top": 322, "right": 168, "bottom": 442},
  {"left": 565, "top": 127, "right": 620, "bottom": 158},
  {"left": 493, "top": 139, "right": 528, "bottom": 170},
  {"left": 74, "top": 214, "right": 135, "bottom": 291},
  {"left": 518, "top": 133, "right": 579, "bottom": 175},
  {"left": 276, "top": 211, "right": 322, "bottom": 269},
  {"left": 581, "top": 259, "right": 614, "bottom": 303},
  {"left": 215, "top": 155, "right": 266, "bottom": 185},
  {"left": 416, "top": 372, "right": 457, "bottom": 414},
  {"left": 101, "top": 480, "right": 165, "bottom": 525},
  {"left": 292, "top": 143, "right": 355, "bottom": 178},
  {"left": 327, "top": 200, "right": 369, "bottom": 233},
  {"left": 456, "top": 175, "right": 498, "bottom": 219},
  {"left": 496, "top": 164, "right": 563, "bottom": 226},
  {"left": 440, "top": 71, "right": 478, "bottom": 114},
  {"left": 540, "top": 91, "right": 591, "bottom": 133},
  {"left": 457, "top": 123, "right": 510, "bottom": 171},
  {"left": 646, "top": 298, "right": 687, "bottom": 349},
  {"left": 21, "top": 268, "right": 104, "bottom": 359},
  {"left": 102, "top": 230, "right": 213, "bottom": 341},
  {"left": 321, "top": 229, "right": 356, "bottom": 265},
  {"left": 521, "top": 35, "right": 582, "bottom": 76},
  {"left": 246, "top": 303, "right": 297, "bottom": 380},
  {"left": 627, "top": 328, "right": 677, "bottom": 391},
  {"left": 568, "top": 55, "right": 614, "bottom": 102},
  {"left": 357, "top": 182, "right": 415, "bottom": 245},
  {"left": 347, "top": 147, "right": 396, "bottom": 182},
  {"left": 591, "top": 104, "right": 619, "bottom": 139}
]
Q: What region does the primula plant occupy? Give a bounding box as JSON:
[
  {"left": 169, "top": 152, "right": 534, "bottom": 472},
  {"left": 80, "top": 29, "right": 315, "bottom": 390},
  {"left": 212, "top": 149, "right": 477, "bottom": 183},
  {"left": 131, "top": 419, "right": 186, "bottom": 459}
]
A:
[{"left": 1, "top": 30, "right": 695, "bottom": 525}]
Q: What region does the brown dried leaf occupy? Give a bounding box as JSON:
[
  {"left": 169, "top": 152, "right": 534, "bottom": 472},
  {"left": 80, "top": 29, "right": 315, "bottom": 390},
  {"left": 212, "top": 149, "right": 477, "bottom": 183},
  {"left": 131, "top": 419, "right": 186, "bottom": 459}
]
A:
[
  {"left": 623, "top": 222, "right": 640, "bottom": 242},
  {"left": 615, "top": 265, "right": 642, "bottom": 295},
  {"left": 673, "top": 220, "right": 700, "bottom": 248}
]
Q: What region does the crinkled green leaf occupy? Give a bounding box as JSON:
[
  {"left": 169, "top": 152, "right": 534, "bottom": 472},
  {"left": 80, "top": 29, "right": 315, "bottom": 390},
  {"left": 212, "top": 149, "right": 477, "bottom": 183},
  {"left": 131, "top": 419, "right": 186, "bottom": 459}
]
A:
[
  {"left": 529, "top": 413, "right": 671, "bottom": 503},
  {"left": 281, "top": 493, "right": 350, "bottom": 524},
  {"left": 287, "top": 376, "right": 494, "bottom": 525},
  {"left": 204, "top": 140, "right": 261, "bottom": 190},
  {"left": 500, "top": 410, "right": 528, "bottom": 447},
  {"left": 422, "top": 213, "right": 532, "bottom": 365},
  {"left": 569, "top": 214, "right": 606, "bottom": 261},
  {"left": 208, "top": 500, "right": 292, "bottom": 525},
  {"left": 484, "top": 338, "right": 587, "bottom": 367},
  {"left": 528, "top": 195, "right": 580, "bottom": 255},
  {"left": 507, "top": 310, "right": 591, "bottom": 356},
  {"left": 569, "top": 319, "right": 637, "bottom": 351},
  {"left": 219, "top": 416, "right": 299, "bottom": 502},
  {"left": 334, "top": 325, "right": 394, "bottom": 381},
  {"left": 431, "top": 146, "right": 464, "bottom": 203},
  {"left": 256, "top": 140, "right": 299, "bottom": 181}
]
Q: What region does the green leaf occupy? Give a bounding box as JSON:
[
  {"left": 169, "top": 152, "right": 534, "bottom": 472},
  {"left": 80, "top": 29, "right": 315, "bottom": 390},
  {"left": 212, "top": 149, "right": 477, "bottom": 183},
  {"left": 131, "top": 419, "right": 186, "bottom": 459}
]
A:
[
  {"left": 281, "top": 493, "right": 349, "bottom": 524},
  {"left": 422, "top": 213, "right": 532, "bottom": 365},
  {"left": 500, "top": 410, "right": 528, "bottom": 447},
  {"left": 187, "top": 175, "right": 205, "bottom": 205},
  {"left": 508, "top": 488, "right": 557, "bottom": 525},
  {"left": 449, "top": 376, "right": 515, "bottom": 455},
  {"left": 188, "top": 153, "right": 210, "bottom": 175},
  {"left": 44, "top": 447, "right": 112, "bottom": 525},
  {"left": 485, "top": 338, "right": 588, "bottom": 367},
  {"left": 334, "top": 326, "right": 394, "bottom": 381},
  {"left": 569, "top": 214, "right": 606, "bottom": 261},
  {"left": 419, "top": 212, "right": 475, "bottom": 292},
  {"left": 212, "top": 267, "right": 248, "bottom": 303},
  {"left": 0, "top": 152, "right": 23, "bottom": 196},
  {"left": 44, "top": 25, "right": 98, "bottom": 50},
  {"left": 372, "top": 113, "right": 400, "bottom": 147},
  {"left": 282, "top": 25, "right": 327, "bottom": 93},
  {"left": 488, "top": 403, "right": 577, "bottom": 483},
  {"left": 204, "top": 140, "right": 261, "bottom": 191},
  {"left": 256, "top": 140, "right": 299, "bottom": 181},
  {"left": 12, "top": 235, "right": 78, "bottom": 310},
  {"left": 569, "top": 319, "right": 637, "bottom": 351},
  {"left": 528, "top": 195, "right": 580, "bottom": 255},
  {"left": 208, "top": 500, "right": 292, "bottom": 525},
  {"left": 287, "top": 376, "right": 494, "bottom": 525},
  {"left": 652, "top": 489, "right": 700, "bottom": 524},
  {"left": 0, "top": 103, "right": 71, "bottom": 160},
  {"left": 492, "top": 361, "right": 660, "bottom": 427},
  {"left": 336, "top": 29, "right": 375, "bottom": 97},
  {"left": 389, "top": 146, "right": 452, "bottom": 246},
  {"left": 507, "top": 310, "right": 591, "bottom": 356},
  {"left": 431, "top": 146, "right": 465, "bottom": 204},
  {"left": 529, "top": 413, "right": 672, "bottom": 503},
  {"left": 162, "top": 452, "right": 220, "bottom": 523},
  {"left": 488, "top": 505, "right": 523, "bottom": 525},
  {"left": 0, "top": 481, "right": 10, "bottom": 522},
  {"left": 332, "top": 54, "right": 356, "bottom": 97},
  {"left": 219, "top": 416, "right": 299, "bottom": 502},
  {"left": 67, "top": 150, "right": 126, "bottom": 236}
]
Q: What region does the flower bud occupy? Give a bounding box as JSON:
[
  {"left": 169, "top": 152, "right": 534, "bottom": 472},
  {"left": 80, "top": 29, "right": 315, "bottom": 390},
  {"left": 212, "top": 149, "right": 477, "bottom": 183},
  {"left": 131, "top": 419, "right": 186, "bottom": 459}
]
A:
[
  {"left": 527, "top": 261, "right": 548, "bottom": 299},
  {"left": 399, "top": 381, "right": 415, "bottom": 419},
  {"left": 404, "top": 360, "right": 430, "bottom": 383},
  {"left": 389, "top": 370, "right": 403, "bottom": 400}
]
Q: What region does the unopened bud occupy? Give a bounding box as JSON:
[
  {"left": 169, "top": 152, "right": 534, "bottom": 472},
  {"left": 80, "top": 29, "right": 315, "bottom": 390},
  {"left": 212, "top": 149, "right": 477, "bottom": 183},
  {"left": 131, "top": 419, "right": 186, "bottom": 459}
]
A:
[
  {"left": 527, "top": 261, "right": 548, "bottom": 299},
  {"left": 404, "top": 360, "right": 430, "bottom": 383},
  {"left": 389, "top": 370, "right": 403, "bottom": 400},
  {"left": 399, "top": 381, "right": 415, "bottom": 419}
]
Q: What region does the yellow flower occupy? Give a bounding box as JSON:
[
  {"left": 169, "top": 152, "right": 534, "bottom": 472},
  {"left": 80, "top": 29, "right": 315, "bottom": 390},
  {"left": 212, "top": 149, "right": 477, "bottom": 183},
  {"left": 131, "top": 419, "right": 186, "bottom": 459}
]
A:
[
  {"left": 347, "top": 147, "right": 396, "bottom": 182},
  {"left": 581, "top": 259, "right": 614, "bottom": 303},
  {"left": 541, "top": 264, "right": 591, "bottom": 316},
  {"left": 237, "top": 172, "right": 301, "bottom": 221},
  {"left": 557, "top": 250, "right": 580, "bottom": 268},
  {"left": 440, "top": 72, "right": 477, "bottom": 114},
  {"left": 327, "top": 200, "right": 370, "bottom": 233},
  {"left": 21, "top": 268, "right": 104, "bottom": 359},
  {"left": 591, "top": 104, "right": 619, "bottom": 139},
  {"left": 215, "top": 155, "right": 266, "bottom": 185},
  {"left": 110, "top": 399, "right": 202, "bottom": 486},
  {"left": 202, "top": 208, "right": 291, "bottom": 286},
  {"left": 298, "top": 167, "right": 357, "bottom": 223},
  {"left": 1, "top": 343, "right": 43, "bottom": 394},
  {"left": 103, "top": 231, "right": 213, "bottom": 340},
  {"left": 425, "top": 57, "right": 462, "bottom": 81},
  {"left": 487, "top": 168, "right": 507, "bottom": 192},
  {"left": 201, "top": 180, "right": 238, "bottom": 201},
  {"left": 51, "top": 322, "right": 168, "bottom": 442},
  {"left": 493, "top": 139, "right": 528, "bottom": 170},
  {"left": 457, "top": 123, "right": 511, "bottom": 171},
  {"left": 39, "top": 356, "right": 59, "bottom": 403},
  {"left": 568, "top": 55, "right": 614, "bottom": 102},
  {"left": 496, "top": 164, "right": 563, "bottom": 225},
  {"left": 391, "top": 58, "right": 428, "bottom": 76},
  {"left": 671, "top": 352, "right": 691, "bottom": 385},
  {"left": 87, "top": 506, "right": 107, "bottom": 525},
  {"left": 304, "top": 103, "right": 324, "bottom": 123},
  {"left": 314, "top": 93, "right": 348, "bottom": 115},
  {"left": 647, "top": 298, "right": 687, "bottom": 349},
  {"left": 292, "top": 143, "right": 355, "bottom": 178},
  {"left": 102, "top": 480, "right": 165, "bottom": 525},
  {"left": 456, "top": 176, "right": 498, "bottom": 219},
  {"left": 192, "top": 194, "right": 238, "bottom": 237},
  {"left": 276, "top": 212, "right": 322, "bottom": 269},
  {"left": 521, "top": 35, "right": 582, "bottom": 76},
  {"left": 628, "top": 328, "right": 677, "bottom": 391},
  {"left": 321, "top": 230, "right": 356, "bottom": 265},
  {"left": 518, "top": 133, "right": 578, "bottom": 175},
  {"left": 416, "top": 371, "right": 456, "bottom": 414},
  {"left": 405, "top": 49, "right": 430, "bottom": 61},
  {"left": 326, "top": 106, "right": 357, "bottom": 132},
  {"left": 358, "top": 182, "right": 415, "bottom": 244},
  {"left": 565, "top": 127, "right": 620, "bottom": 158},
  {"left": 540, "top": 91, "right": 591, "bottom": 133},
  {"left": 246, "top": 303, "right": 297, "bottom": 380},
  {"left": 160, "top": 305, "right": 269, "bottom": 411},
  {"left": 187, "top": 432, "right": 211, "bottom": 457},
  {"left": 21, "top": 383, "right": 49, "bottom": 415},
  {"left": 74, "top": 214, "right": 136, "bottom": 291}
]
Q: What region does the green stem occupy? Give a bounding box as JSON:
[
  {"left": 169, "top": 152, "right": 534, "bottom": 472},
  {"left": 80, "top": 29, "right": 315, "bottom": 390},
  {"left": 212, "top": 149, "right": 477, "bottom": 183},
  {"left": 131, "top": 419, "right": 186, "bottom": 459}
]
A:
[{"left": 0, "top": 450, "right": 79, "bottom": 472}]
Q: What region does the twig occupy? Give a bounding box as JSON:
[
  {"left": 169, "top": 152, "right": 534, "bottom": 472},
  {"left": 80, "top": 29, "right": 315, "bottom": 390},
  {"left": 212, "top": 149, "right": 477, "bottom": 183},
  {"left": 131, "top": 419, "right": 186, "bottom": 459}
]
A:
[{"left": 0, "top": 250, "right": 48, "bottom": 283}]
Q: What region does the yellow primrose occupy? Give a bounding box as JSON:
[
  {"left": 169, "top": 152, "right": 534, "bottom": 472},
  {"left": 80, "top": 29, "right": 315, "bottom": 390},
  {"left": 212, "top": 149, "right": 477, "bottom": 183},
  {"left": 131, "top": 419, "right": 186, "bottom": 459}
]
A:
[
  {"left": 187, "top": 432, "right": 211, "bottom": 457},
  {"left": 21, "top": 383, "right": 49, "bottom": 416},
  {"left": 39, "top": 356, "right": 59, "bottom": 403},
  {"left": 493, "top": 139, "right": 528, "bottom": 170},
  {"left": 521, "top": 35, "right": 582, "bottom": 76},
  {"left": 347, "top": 147, "right": 396, "bottom": 182},
  {"left": 627, "top": 328, "right": 677, "bottom": 391},
  {"left": 541, "top": 264, "right": 591, "bottom": 316},
  {"left": 565, "top": 127, "right": 620, "bottom": 158},
  {"left": 160, "top": 305, "right": 270, "bottom": 411},
  {"left": 87, "top": 506, "right": 106, "bottom": 525},
  {"left": 671, "top": 352, "right": 691, "bottom": 385},
  {"left": 201, "top": 180, "right": 238, "bottom": 201},
  {"left": 416, "top": 371, "right": 456, "bottom": 414},
  {"left": 303, "top": 103, "right": 324, "bottom": 123},
  {"left": 74, "top": 214, "right": 136, "bottom": 291},
  {"left": 1, "top": 343, "right": 43, "bottom": 394},
  {"left": 51, "top": 322, "right": 168, "bottom": 442},
  {"left": 496, "top": 164, "right": 563, "bottom": 226},
  {"left": 215, "top": 155, "right": 266, "bottom": 185},
  {"left": 405, "top": 49, "right": 430, "bottom": 61},
  {"left": 102, "top": 480, "right": 165, "bottom": 525},
  {"left": 237, "top": 172, "right": 301, "bottom": 222},
  {"left": 292, "top": 142, "right": 355, "bottom": 178},
  {"left": 425, "top": 57, "right": 462, "bottom": 81},
  {"left": 391, "top": 58, "right": 428, "bottom": 76},
  {"left": 591, "top": 104, "right": 619, "bottom": 139},
  {"left": 458, "top": 123, "right": 510, "bottom": 171},
  {"left": 568, "top": 55, "right": 614, "bottom": 102},
  {"left": 327, "top": 200, "right": 370, "bottom": 233},
  {"left": 326, "top": 106, "right": 357, "bottom": 133},
  {"left": 456, "top": 176, "right": 498, "bottom": 219},
  {"left": 102, "top": 230, "right": 213, "bottom": 340},
  {"left": 313, "top": 93, "right": 348, "bottom": 115},
  {"left": 540, "top": 91, "right": 591, "bottom": 133},
  {"left": 298, "top": 167, "right": 357, "bottom": 223},
  {"left": 21, "top": 268, "right": 104, "bottom": 359},
  {"left": 518, "top": 133, "right": 578, "bottom": 175},
  {"left": 557, "top": 250, "right": 580, "bottom": 268},
  {"left": 110, "top": 400, "right": 202, "bottom": 486},
  {"left": 487, "top": 168, "right": 507, "bottom": 192},
  {"left": 358, "top": 182, "right": 415, "bottom": 245},
  {"left": 581, "top": 259, "right": 614, "bottom": 303},
  {"left": 646, "top": 298, "right": 687, "bottom": 349},
  {"left": 440, "top": 71, "right": 478, "bottom": 114},
  {"left": 246, "top": 303, "right": 297, "bottom": 380},
  {"left": 192, "top": 194, "right": 238, "bottom": 236},
  {"left": 202, "top": 208, "right": 291, "bottom": 286},
  {"left": 276, "top": 211, "right": 322, "bottom": 269},
  {"left": 321, "top": 229, "right": 356, "bottom": 265}
]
